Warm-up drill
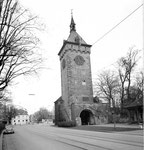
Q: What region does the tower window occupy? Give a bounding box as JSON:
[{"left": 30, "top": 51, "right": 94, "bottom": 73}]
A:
[
  {"left": 75, "top": 36, "right": 80, "bottom": 43},
  {"left": 83, "top": 97, "right": 89, "bottom": 101},
  {"left": 62, "top": 59, "right": 66, "bottom": 69},
  {"left": 82, "top": 80, "right": 86, "bottom": 86}
]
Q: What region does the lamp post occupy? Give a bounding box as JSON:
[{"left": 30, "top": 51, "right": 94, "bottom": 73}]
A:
[{"left": 112, "top": 108, "right": 116, "bottom": 129}]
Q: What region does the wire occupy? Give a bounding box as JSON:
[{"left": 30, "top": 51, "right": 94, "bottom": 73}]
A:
[{"left": 92, "top": 4, "right": 143, "bottom": 46}]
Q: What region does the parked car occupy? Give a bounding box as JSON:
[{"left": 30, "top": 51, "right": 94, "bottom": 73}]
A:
[{"left": 4, "top": 126, "right": 14, "bottom": 134}]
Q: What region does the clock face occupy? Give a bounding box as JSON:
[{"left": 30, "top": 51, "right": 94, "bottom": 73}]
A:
[
  {"left": 74, "top": 55, "right": 85, "bottom": 66},
  {"left": 62, "top": 59, "right": 66, "bottom": 69}
]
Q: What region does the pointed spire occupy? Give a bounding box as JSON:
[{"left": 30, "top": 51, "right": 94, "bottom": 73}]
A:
[{"left": 70, "top": 9, "right": 76, "bottom": 32}]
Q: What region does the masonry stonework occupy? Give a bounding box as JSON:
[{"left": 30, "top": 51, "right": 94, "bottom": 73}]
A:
[{"left": 55, "top": 15, "right": 108, "bottom": 125}]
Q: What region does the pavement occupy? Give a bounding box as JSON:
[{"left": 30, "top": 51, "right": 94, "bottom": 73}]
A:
[
  {"left": 2, "top": 124, "right": 144, "bottom": 150},
  {"left": 0, "top": 123, "right": 143, "bottom": 150},
  {"left": 71, "top": 123, "right": 143, "bottom": 134},
  {"left": 96, "top": 123, "right": 143, "bottom": 128}
]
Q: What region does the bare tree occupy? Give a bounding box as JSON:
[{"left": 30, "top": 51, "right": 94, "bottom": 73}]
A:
[
  {"left": 117, "top": 47, "right": 139, "bottom": 110},
  {"left": 94, "top": 70, "right": 120, "bottom": 109},
  {"left": 135, "top": 71, "right": 143, "bottom": 92},
  {"left": 0, "top": 89, "right": 12, "bottom": 120},
  {"left": 133, "top": 71, "right": 143, "bottom": 100},
  {"left": 0, "top": 0, "right": 42, "bottom": 91},
  {"left": 33, "top": 107, "right": 51, "bottom": 123},
  {"left": 0, "top": 89, "right": 11, "bottom": 103}
]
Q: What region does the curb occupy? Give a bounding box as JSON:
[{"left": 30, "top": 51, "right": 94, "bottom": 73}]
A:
[{"left": 0, "top": 130, "right": 4, "bottom": 150}]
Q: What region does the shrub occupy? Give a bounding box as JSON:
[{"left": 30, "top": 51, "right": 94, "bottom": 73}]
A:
[
  {"left": 58, "top": 121, "right": 76, "bottom": 127},
  {"left": 0, "top": 123, "right": 5, "bottom": 134},
  {"left": 108, "top": 114, "right": 113, "bottom": 123},
  {"left": 118, "top": 117, "right": 129, "bottom": 123}
]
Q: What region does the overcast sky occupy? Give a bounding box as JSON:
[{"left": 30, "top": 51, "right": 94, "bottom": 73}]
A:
[{"left": 9, "top": 0, "right": 143, "bottom": 114}]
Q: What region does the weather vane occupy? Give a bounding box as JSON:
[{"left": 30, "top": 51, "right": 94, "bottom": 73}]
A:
[{"left": 71, "top": 9, "right": 73, "bottom": 17}]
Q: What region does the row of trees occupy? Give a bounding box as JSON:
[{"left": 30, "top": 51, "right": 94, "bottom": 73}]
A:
[
  {"left": 6, "top": 105, "right": 27, "bottom": 123},
  {"left": 94, "top": 47, "right": 143, "bottom": 115},
  {"left": 32, "top": 107, "right": 53, "bottom": 123},
  {"left": 0, "top": 0, "right": 43, "bottom": 121},
  {"left": 0, "top": 101, "right": 28, "bottom": 123}
]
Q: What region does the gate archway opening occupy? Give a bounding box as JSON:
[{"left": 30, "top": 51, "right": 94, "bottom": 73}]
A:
[{"left": 80, "top": 109, "right": 94, "bottom": 125}]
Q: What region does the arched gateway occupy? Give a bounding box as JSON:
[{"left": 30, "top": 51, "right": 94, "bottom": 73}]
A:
[{"left": 80, "top": 109, "right": 94, "bottom": 125}]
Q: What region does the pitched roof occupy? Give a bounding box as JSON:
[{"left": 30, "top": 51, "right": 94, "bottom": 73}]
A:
[
  {"left": 68, "top": 15, "right": 87, "bottom": 44},
  {"left": 125, "top": 98, "right": 143, "bottom": 108},
  {"left": 54, "top": 96, "right": 63, "bottom": 103},
  {"left": 58, "top": 16, "right": 92, "bottom": 56},
  {"left": 67, "top": 30, "right": 87, "bottom": 45}
]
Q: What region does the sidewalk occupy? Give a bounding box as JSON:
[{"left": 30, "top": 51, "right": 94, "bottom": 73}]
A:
[
  {"left": 71, "top": 123, "right": 143, "bottom": 134},
  {"left": 94, "top": 123, "right": 143, "bottom": 128}
]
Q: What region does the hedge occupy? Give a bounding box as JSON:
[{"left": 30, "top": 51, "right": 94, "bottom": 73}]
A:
[
  {"left": 58, "top": 121, "right": 76, "bottom": 127},
  {"left": 0, "top": 123, "right": 5, "bottom": 134}
]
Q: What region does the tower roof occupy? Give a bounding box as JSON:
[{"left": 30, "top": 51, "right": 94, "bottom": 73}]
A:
[
  {"left": 68, "top": 15, "right": 87, "bottom": 45},
  {"left": 70, "top": 15, "right": 76, "bottom": 32},
  {"left": 67, "top": 31, "right": 87, "bottom": 45},
  {"left": 58, "top": 14, "right": 92, "bottom": 56}
]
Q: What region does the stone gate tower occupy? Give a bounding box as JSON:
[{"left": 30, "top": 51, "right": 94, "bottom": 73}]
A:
[{"left": 55, "top": 15, "right": 107, "bottom": 125}]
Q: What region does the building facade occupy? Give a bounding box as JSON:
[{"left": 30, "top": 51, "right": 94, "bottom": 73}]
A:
[
  {"left": 55, "top": 15, "right": 108, "bottom": 125},
  {"left": 11, "top": 115, "right": 30, "bottom": 125},
  {"left": 125, "top": 98, "right": 143, "bottom": 124}
]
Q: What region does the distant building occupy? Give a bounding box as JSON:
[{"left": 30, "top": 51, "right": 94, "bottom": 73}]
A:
[
  {"left": 125, "top": 98, "right": 143, "bottom": 123},
  {"left": 55, "top": 14, "right": 108, "bottom": 126},
  {"left": 11, "top": 115, "right": 30, "bottom": 125}
]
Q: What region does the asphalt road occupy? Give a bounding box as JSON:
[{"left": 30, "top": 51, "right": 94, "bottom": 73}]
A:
[{"left": 3, "top": 124, "right": 143, "bottom": 150}]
